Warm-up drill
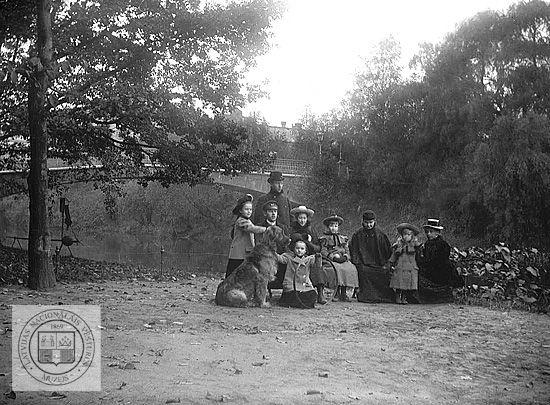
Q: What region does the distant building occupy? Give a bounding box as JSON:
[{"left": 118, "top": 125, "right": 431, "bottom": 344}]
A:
[
  {"left": 226, "top": 109, "right": 303, "bottom": 142},
  {"left": 267, "top": 121, "right": 302, "bottom": 142}
]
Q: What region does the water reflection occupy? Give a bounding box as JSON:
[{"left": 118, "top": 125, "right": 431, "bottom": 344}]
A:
[{"left": 7, "top": 232, "right": 228, "bottom": 276}]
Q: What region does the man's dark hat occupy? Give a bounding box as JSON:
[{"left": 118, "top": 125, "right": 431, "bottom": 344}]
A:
[
  {"left": 232, "top": 193, "right": 253, "bottom": 215},
  {"left": 423, "top": 218, "right": 444, "bottom": 230},
  {"left": 397, "top": 222, "right": 420, "bottom": 235},
  {"left": 267, "top": 171, "right": 284, "bottom": 183},
  {"left": 362, "top": 210, "right": 376, "bottom": 221},
  {"left": 262, "top": 200, "right": 278, "bottom": 212},
  {"left": 323, "top": 214, "right": 344, "bottom": 226}
]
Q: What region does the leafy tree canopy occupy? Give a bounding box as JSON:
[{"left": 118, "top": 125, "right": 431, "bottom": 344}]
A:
[
  {"left": 1, "top": 0, "right": 282, "bottom": 184},
  {"left": 300, "top": 0, "right": 550, "bottom": 247}
]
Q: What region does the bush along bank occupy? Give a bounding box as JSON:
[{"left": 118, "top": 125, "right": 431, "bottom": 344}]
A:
[{"left": 453, "top": 244, "right": 549, "bottom": 313}]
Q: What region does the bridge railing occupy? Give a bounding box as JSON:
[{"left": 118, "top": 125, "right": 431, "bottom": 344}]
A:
[{"left": 267, "top": 158, "right": 312, "bottom": 176}]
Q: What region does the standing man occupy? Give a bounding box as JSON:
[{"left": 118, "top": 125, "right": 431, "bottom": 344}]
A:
[
  {"left": 349, "top": 210, "right": 393, "bottom": 303},
  {"left": 253, "top": 171, "right": 292, "bottom": 228}
]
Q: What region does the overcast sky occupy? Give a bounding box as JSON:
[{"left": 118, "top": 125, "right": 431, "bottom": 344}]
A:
[{"left": 242, "top": 0, "right": 518, "bottom": 126}]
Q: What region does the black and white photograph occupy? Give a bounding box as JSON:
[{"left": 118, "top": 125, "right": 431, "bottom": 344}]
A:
[{"left": 1, "top": 0, "right": 549, "bottom": 403}]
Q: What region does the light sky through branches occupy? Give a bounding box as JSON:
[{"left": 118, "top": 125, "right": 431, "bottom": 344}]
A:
[{"left": 242, "top": 0, "right": 517, "bottom": 125}]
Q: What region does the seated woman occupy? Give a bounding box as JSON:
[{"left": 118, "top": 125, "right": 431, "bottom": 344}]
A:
[
  {"left": 318, "top": 214, "right": 359, "bottom": 302},
  {"left": 289, "top": 205, "right": 332, "bottom": 304},
  {"left": 416, "top": 218, "right": 459, "bottom": 303},
  {"left": 276, "top": 235, "right": 321, "bottom": 309}
]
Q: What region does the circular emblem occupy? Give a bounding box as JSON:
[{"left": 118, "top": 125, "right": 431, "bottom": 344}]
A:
[{"left": 17, "top": 309, "right": 95, "bottom": 386}]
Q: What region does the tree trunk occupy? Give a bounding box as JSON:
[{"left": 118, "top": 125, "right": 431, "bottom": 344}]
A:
[{"left": 27, "top": 0, "right": 55, "bottom": 290}]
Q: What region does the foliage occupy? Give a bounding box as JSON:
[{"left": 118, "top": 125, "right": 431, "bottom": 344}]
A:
[
  {"left": 301, "top": 0, "right": 550, "bottom": 248},
  {"left": 453, "top": 243, "right": 550, "bottom": 312},
  {"left": 0, "top": 0, "right": 282, "bottom": 182}
]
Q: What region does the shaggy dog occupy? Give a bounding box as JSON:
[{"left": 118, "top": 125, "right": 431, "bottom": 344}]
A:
[{"left": 216, "top": 226, "right": 289, "bottom": 307}]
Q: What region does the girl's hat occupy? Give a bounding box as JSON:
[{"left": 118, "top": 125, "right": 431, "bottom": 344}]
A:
[
  {"left": 323, "top": 214, "right": 343, "bottom": 226},
  {"left": 232, "top": 194, "right": 253, "bottom": 215},
  {"left": 397, "top": 223, "right": 420, "bottom": 235},
  {"left": 290, "top": 205, "right": 314, "bottom": 218},
  {"left": 422, "top": 218, "right": 444, "bottom": 231}
]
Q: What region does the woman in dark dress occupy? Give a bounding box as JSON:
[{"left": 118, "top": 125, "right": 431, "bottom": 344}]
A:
[{"left": 416, "top": 218, "right": 458, "bottom": 303}]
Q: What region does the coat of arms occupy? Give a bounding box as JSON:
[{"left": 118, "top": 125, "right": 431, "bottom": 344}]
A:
[{"left": 38, "top": 332, "right": 76, "bottom": 365}]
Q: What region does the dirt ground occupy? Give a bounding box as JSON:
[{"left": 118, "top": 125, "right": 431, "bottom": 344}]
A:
[{"left": 1, "top": 276, "right": 549, "bottom": 404}]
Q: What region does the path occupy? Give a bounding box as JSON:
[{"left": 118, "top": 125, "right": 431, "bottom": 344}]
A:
[{"left": 1, "top": 278, "right": 549, "bottom": 404}]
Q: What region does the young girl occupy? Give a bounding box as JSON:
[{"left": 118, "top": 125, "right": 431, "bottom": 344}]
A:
[
  {"left": 226, "top": 194, "right": 267, "bottom": 277},
  {"left": 318, "top": 214, "right": 359, "bottom": 302},
  {"left": 289, "top": 205, "right": 320, "bottom": 255},
  {"left": 276, "top": 235, "right": 320, "bottom": 309},
  {"left": 389, "top": 223, "right": 421, "bottom": 304}
]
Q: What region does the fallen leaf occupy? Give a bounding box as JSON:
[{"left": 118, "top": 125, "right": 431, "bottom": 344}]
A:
[
  {"left": 4, "top": 390, "right": 16, "bottom": 399},
  {"left": 48, "top": 391, "right": 67, "bottom": 399},
  {"left": 318, "top": 372, "right": 329, "bottom": 378}
]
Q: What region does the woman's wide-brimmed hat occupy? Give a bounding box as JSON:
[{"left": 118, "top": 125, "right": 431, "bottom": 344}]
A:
[
  {"left": 422, "top": 218, "right": 444, "bottom": 231},
  {"left": 232, "top": 193, "right": 253, "bottom": 215},
  {"left": 290, "top": 205, "right": 314, "bottom": 218},
  {"left": 267, "top": 171, "right": 284, "bottom": 183},
  {"left": 396, "top": 222, "right": 420, "bottom": 235},
  {"left": 323, "top": 214, "right": 344, "bottom": 226}
]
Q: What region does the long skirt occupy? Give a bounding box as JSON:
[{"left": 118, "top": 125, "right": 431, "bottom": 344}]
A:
[
  {"left": 390, "top": 267, "right": 418, "bottom": 291},
  {"left": 356, "top": 264, "right": 395, "bottom": 303},
  {"left": 324, "top": 260, "right": 359, "bottom": 288},
  {"left": 417, "top": 275, "right": 453, "bottom": 303},
  {"left": 279, "top": 289, "right": 317, "bottom": 309},
  {"left": 310, "top": 258, "right": 337, "bottom": 288},
  {"left": 225, "top": 259, "right": 243, "bottom": 278}
]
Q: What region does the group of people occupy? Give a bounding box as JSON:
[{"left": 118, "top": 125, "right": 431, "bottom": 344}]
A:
[{"left": 226, "top": 171, "right": 459, "bottom": 308}]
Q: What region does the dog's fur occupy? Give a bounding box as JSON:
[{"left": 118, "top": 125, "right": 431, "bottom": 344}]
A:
[{"left": 216, "top": 226, "right": 290, "bottom": 307}]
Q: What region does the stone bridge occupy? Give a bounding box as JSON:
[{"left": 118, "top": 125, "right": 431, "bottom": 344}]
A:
[{"left": 0, "top": 158, "right": 311, "bottom": 202}]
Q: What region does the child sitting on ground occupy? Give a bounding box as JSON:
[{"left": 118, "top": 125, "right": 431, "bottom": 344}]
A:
[
  {"left": 389, "top": 223, "right": 421, "bottom": 304},
  {"left": 276, "top": 235, "right": 321, "bottom": 309},
  {"left": 318, "top": 214, "right": 359, "bottom": 302},
  {"left": 226, "top": 194, "right": 267, "bottom": 278}
]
